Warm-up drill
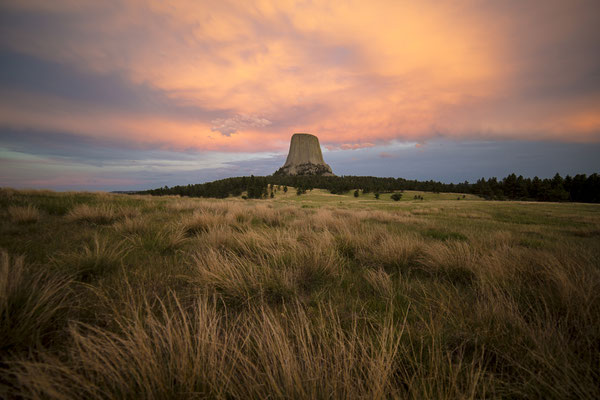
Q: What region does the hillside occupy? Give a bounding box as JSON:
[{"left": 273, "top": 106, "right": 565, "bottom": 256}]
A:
[{"left": 141, "top": 173, "right": 600, "bottom": 203}]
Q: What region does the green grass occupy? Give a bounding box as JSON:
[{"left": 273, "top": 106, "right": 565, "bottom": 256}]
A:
[{"left": 1, "top": 187, "right": 599, "bottom": 399}]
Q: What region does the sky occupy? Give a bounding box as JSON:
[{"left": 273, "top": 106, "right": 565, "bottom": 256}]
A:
[{"left": 1, "top": 0, "right": 599, "bottom": 191}]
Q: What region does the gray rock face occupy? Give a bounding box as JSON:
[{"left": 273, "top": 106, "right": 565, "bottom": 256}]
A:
[{"left": 274, "top": 133, "right": 334, "bottom": 176}]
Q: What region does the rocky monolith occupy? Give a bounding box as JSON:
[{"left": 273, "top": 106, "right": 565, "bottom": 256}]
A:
[{"left": 274, "top": 133, "right": 334, "bottom": 176}]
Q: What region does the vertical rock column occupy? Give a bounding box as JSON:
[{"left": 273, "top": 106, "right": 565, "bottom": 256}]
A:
[{"left": 275, "top": 133, "right": 334, "bottom": 176}]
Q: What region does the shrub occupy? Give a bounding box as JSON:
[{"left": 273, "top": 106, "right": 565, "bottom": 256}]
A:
[{"left": 391, "top": 193, "right": 402, "bottom": 201}]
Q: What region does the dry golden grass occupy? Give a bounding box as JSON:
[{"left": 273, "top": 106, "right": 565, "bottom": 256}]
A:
[
  {"left": 113, "top": 216, "right": 149, "bottom": 234},
  {"left": 8, "top": 205, "right": 40, "bottom": 223},
  {"left": 359, "top": 231, "right": 425, "bottom": 271},
  {"left": 126, "top": 224, "right": 189, "bottom": 254},
  {"left": 1, "top": 190, "right": 599, "bottom": 399},
  {"left": 66, "top": 203, "right": 117, "bottom": 224},
  {"left": 67, "top": 203, "right": 140, "bottom": 224},
  {"left": 364, "top": 269, "right": 394, "bottom": 300},
  {"left": 9, "top": 293, "right": 405, "bottom": 400},
  {"left": 180, "top": 210, "right": 226, "bottom": 236},
  {"left": 51, "top": 235, "right": 132, "bottom": 281},
  {"left": 166, "top": 198, "right": 199, "bottom": 212},
  {"left": 0, "top": 250, "right": 73, "bottom": 353}
]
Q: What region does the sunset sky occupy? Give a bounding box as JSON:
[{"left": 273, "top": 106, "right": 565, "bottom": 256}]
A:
[{"left": 1, "top": 0, "right": 599, "bottom": 190}]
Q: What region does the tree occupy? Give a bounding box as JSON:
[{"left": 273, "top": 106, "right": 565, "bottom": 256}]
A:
[
  {"left": 502, "top": 173, "right": 518, "bottom": 198},
  {"left": 283, "top": 186, "right": 288, "bottom": 193},
  {"left": 374, "top": 192, "right": 380, "bottom": 199},
  {"left": 391, "top": 193, "right": 402, "bottom": 201},
  {"left": 354, "top": 189, "right": 359, "bottom": 197}
]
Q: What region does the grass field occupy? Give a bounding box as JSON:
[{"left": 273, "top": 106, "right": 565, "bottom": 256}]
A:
[{"left": 1, "top": 187, "right": 599, "bottom": 399}]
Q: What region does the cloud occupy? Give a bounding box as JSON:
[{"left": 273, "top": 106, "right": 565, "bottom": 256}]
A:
[
  {"left": 211, "top": 114, "right": 272, "bottom": 136},
  {"left": 326, "top": 143, "right": 375, "bottom": 151},
  {"left": 379, "top": 152, "right": 394, "bottom": 158},
  {"left": 340, "top": 143, "right": 375, "bottom": 150},
  {"left": 0, "top": 0, "right": 599, "bottom": 164}
]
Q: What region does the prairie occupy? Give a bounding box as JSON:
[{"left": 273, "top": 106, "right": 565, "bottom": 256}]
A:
[{"left": 1, "top": 188, "right": 599, "bottom": 399}]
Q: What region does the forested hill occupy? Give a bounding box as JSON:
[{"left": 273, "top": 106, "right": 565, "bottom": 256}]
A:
[{"left": 139, "top": 173, "right": 600, "bottom": 203}]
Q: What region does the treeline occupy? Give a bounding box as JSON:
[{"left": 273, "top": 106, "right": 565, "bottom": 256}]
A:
[
  {"left": 139, "top": 173, "right": 600, "bottom": 203},
  {"left": 266, "top": 175, "right": 471, "bottom": 195},
  {"left": 142, "top": 176, "right": 269, "bottom": 199},
  {"left": 472, "top": 173, "right": 600, "bottom": 202}
]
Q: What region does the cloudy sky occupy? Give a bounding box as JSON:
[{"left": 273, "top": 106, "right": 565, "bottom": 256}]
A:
[{"left": 1, "top": 0, "right": 599, "bottom": 191}]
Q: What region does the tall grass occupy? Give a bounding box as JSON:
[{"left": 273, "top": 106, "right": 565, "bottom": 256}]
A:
[
  {"left": 7, "top": 205, "right": 40, "bottom": 223},
  {"left": 9, "top": 294, "right": 406, "bottom": 400},
  {"left": 51, "top": 235, "right": 131, "bottom": 281},
  {"left": 66, "top": 204, "right": 139, "bottom": 224},
  {"left": 67, "top": 204, "right": 117, "bottom": 224},
  {"left": 1, "top": 190, "right": 599, "bottom": 399},
  {"left": 0, "top": 250, "right": 73, "bottom": 354}
]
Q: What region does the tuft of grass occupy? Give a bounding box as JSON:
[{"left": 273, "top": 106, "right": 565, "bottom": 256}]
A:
[
  {"left": 0, "top": 250, "right": 73, "bottom": 354},
  {"left": 190, "top": 248, "right": 297, "bottom": 305},
  {"left": 8, "top": 205, "right": 40, "bottom": 224},
  {"left": 423, "top": 229, "right": 468, "bottom": 242},
  {"left": 364, "top": 269, "right": 394, "bottom": 300},
  {"left": 66, "top": 204, "right": 116, "bottom": 224},
  {"left": 181, "top": 211, "right": 224, "bottom": 236},
  {"left": 189, "top": 227, "right": 341, "bottom": 306},
  {"left": 360, "top": 232, "right": 424, "bottom": 272},
  {"left": 128, "top": 225, "right": 189, "bottom": 254},
  {"left": 418, "top": 241, "right": 478, "bottom": 285},
  {"left": 252, "top": 204, "right": 286, "bottom": 227},
  {"left": 113, "top": 216, "right": 148, "bottom": 235},
  {"left": 51, "top": 235, "right": 131, "bottom": 281}
]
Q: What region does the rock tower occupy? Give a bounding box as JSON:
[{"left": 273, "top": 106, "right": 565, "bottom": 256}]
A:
[{"left": 274, "top": 133, "right": 334, "bottom": 176}]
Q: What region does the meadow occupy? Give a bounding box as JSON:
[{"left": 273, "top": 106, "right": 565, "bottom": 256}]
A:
[{"left": 1, "top": 187, "right": 599, "bottom": 399}]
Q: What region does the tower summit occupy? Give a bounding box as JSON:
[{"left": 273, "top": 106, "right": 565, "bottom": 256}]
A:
[{"left": 274, "top": 133, "right": 334, "bottom": 176}]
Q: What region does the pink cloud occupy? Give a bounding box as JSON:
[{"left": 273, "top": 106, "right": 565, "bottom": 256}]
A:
[
  {"left": 1, "top": 0, "right": 599, "bottom": 154},
  {"left": 210, "top": 114, "right": 272, "bottom": 136},
  {"left": 340, "top": 143, "right": 375, "bottom": 150},
  {"left": 324, "top": 142, "right": 376, "bottom": 151}
]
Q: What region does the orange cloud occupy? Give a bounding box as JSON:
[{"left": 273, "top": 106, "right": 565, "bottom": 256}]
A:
[{"left": 1, "top": 0, "right": 599, "bottom": 154}]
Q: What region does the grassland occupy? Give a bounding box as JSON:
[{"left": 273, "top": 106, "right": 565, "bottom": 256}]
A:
[{"left": 1, "top": 187, "right": 599, "bottom": 399}]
